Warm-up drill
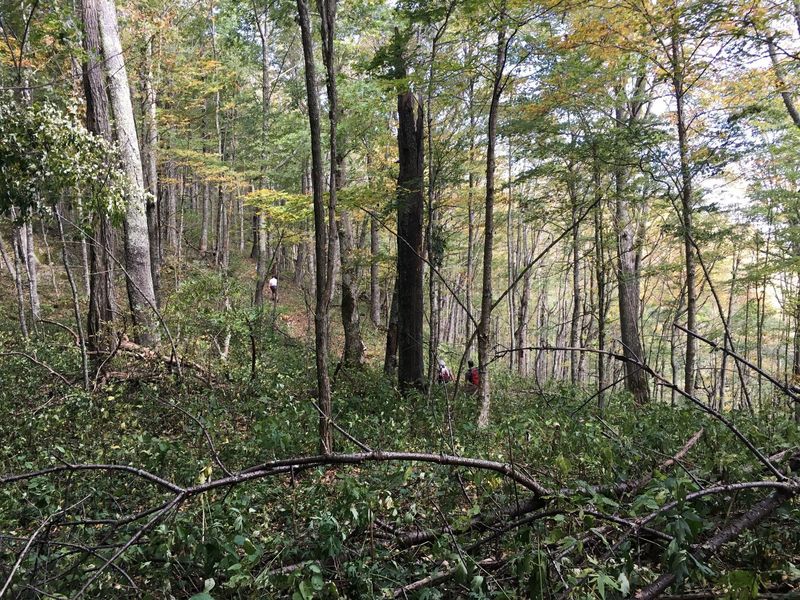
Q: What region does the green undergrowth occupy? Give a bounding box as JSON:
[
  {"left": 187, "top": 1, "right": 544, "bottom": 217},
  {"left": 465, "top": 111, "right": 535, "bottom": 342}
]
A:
[{"left": 1, "top": 303, "right": 799, "bottom": 599}]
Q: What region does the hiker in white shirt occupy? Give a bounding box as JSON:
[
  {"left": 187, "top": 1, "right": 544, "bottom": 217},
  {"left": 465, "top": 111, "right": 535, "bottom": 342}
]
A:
[{"left": 269, "top": 276, "right": 278, "bottom": 302}]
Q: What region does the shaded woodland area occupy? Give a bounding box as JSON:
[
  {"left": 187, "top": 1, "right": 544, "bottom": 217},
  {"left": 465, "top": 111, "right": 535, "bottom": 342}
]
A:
[{"left": 1, "top": 0, "right": 800, "bottom": 597}]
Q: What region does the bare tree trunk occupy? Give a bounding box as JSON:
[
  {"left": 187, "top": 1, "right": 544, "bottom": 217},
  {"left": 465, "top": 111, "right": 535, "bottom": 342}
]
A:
[
  {"left": 465, "top": 72, "right": 477, "bottom": 357},
  {"left": 297, "top": 0, "right": 333, "bottom": 454},
  {"left": 81, "top": 0, "right": 116, "bottom": 353},
  {"left": 339, "top": 211, "right": 365, "bottom": 366},
  {"left": 370, "top": 214, "right": 381, "bottom": 326},
  {"left": 592, "top": 157, "right": 608, "bottom": 409},
  {"left": 384, "top": 278, "right": 399, "bottom": 376},
  {"left": 201, "top": 181, "right": 210, "bottom": 255},
  {"left": 569, "top": 175, "right": 581, "bottom": 386},
  {"left": 514, "top": 225, "right": 531, "bottom": 377},
  {"left": 396, "top": 90, "right": 426, "bottom": 391},
  {"left": 19, "top": 221, "right": 41, "bottom": 324},
  {"left": 670, "top": 22, "right": 696, "bottom": 394},
  {"left": 142, "top": 37, "right": 161, "bottom": 302},
  {"left": 97, "top": 0, "right": 159, "bottom": 346},
  {"left": 56, "top": 206, "right": 90, "bottom": 390},
  {"left": 39, "top": 219, "right": 60, "bottom": 298},
  {"left": 613, "top": 99, "right": 650, "bottom": 404},
  {"left": 0, "top": 231, "right": 28, "bottom": 337},
  {"left": 478, "top": 13, "right": 507, "bottom": 429},
  {"left": 767, "top": 35, "right": 800, "bottom": 128},
  {"left": 141, "top": 37, "right": 160, "bottom": 302}
]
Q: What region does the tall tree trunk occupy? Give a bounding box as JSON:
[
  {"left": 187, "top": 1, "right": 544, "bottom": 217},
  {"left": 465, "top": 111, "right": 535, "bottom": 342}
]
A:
[
  {"left": 297, "top": 0, "right": 333, "bottom": 454},
  {"left": 614, "top": 166, "right": 650, "bottom": 404},
  {"left": 671, "top": 23, "right": 696, "bottom": 394},
  {"left": 568, "top": 175, "right": 581, "bottom": 386},
  {"left": 477, "top": 15, "right": 507, "bottom": 429},
  {"left": 613, "top": 87, "right": 651, "bottom": 404},
  {"left": 593, "top": 161, "right": 608, "bottom": 410},
  {"left": 396, "top": 90, "right": 426, "bottom": 391},
  {"left": 81, "top": 0, "right": 115, "bottom": 353},
  {"left": 465, "top": 73, "right": 477, "bottom": 357},
  {"left": 97, "top": 0, "right": 159, "bottom": 346},
  {"left": 424, "top": 6, "right": 452, "bottom": 387},
  {"left": 254, "top": 5, "right": 272, "bottom": 306},
  {"left": 141, "top": 37, "right": 160, "bottom": 303}
]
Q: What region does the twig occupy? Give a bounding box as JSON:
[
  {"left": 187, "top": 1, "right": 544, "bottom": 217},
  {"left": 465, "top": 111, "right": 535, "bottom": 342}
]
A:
[
  {"left": 0, "top": 351, "right": 73, "bottom": 386},
  {"left": 0, "top": 495, "right": 89, "bottom": 598}
]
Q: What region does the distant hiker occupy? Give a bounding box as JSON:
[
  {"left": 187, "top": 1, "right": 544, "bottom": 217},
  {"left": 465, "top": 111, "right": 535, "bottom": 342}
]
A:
[
  {"left": 465, "top": 360, "right": 479, "bottom": 387},
  {"left": 437, "top": 359, "right": 453, "bottom": 384},
  {"left": 269, "top": 275, "right": 278, "bottom": 302}
]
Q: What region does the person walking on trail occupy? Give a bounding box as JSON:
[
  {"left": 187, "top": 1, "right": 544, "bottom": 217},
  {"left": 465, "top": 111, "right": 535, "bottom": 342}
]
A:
[
  {"left": 465, "top": 359, "right": 479, "bottom": 387},
  {"left": 269, "top": 275, "right": 278, "bottom": 302},
  {"left": 437, "top": 358, "right": 453, "bottom": 384}
]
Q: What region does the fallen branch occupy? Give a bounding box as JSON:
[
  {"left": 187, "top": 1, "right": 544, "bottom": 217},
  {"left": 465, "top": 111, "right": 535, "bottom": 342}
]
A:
[
  {"left": 116, "top": 338, "right": 214, "bottom": 383},
  {"left": 0, "top": 351, "right": 73, "bottom": 387},
  {"left": 392, "top": 557, "right": 504, "bottom": 598},
  {"left": 635, "top": 490, "right": 795, "bottom": 600}
]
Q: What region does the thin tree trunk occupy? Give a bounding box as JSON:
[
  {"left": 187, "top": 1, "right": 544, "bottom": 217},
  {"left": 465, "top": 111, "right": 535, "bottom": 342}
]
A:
[
  {"left": 56, "top": 206, "right": 90, "bottom": 390},
  {"left": 478, "top": 13, "right": 507, "bottom": 429},
  {"left": 569, "top": 175, "right": 580, "bottom": 386},
  {"left": 39, "top": 219, "right": 60, "bottom": 298},
  {"left": 0, "top": 231, "right": 28, "bottom": 337},
  {"left": 370, "top": 214, "right": 381, "bottom": 326},
  {"left": 141, "top": 37, "right": 160, "bottom": 302},
  {"left": 671, "top": 23, "right": 696, "bottom": 394},
  {"left": 384, "top": 278, "right": 399, "bottom": 376},
  {"left": 339, "top": 211, "right": 365, "bottom": 366},
  {"left": 297, "top": 0, "right": 333, "bottom": 454}
]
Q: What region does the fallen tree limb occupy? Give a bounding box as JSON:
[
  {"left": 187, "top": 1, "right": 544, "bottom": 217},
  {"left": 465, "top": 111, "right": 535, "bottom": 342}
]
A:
[
  {"left": 116, "top": 338, "right": 213, "bottom": 383},
  {"left": 394, "top": 428, "right": 703, "bottom": 550},
  {"left": 392, "top": 557, "right": 504, "bottom": 598},
  {"left": 635, "top": 489, "right": 795, "bottom": 600},
  {"left": 0, "top": 351, "right": 73, "bottom": 387}
]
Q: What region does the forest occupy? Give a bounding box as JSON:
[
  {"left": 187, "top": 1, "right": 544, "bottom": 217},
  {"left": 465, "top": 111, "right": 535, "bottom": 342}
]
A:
[{"left": 1, "top": 0, "right": 800, "bottom": 597}]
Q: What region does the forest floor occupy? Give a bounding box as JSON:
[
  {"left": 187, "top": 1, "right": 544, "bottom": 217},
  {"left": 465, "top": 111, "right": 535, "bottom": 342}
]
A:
[{"left": 0, "top": 246, "right": 799, "bottom": 598}]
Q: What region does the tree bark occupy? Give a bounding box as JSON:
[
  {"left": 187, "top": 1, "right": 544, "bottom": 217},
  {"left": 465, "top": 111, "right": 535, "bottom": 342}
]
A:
[
  {"left": 97, "top": 0, "right": 159, "bottom": 346},
  {"left": 384, "top": 278, "right": 399, "bottom": 376},
  {"left": 81, "top": 0, "right": 116, "bottom": 353},
  {"left": 569, "top": 175, "right": 581, "bottom": 386},
  {"left": 671, "top": 22, "right": 695, "bottom": 394},
  {"left": 396, "top": 90, "right": 426, "bottom": 391},
  {"left": 613, "top": 86, "right": 651, "bottom": 404},
  {"left": 141, "top": 37, "right": 160, "bottom": 303},
  {"left": 338, "top": 211, "right": 365, "bottom": 366},
  {"left": 297, "top": 0, "right": 333, "bottom": 454},
  {"left": 0, "top": 231, "right": 28, "bottom": 337},
  {"left": 478, "top": 15, "right": 507, "bottom": 429},
  {"left": 370, "top": 214, "right": 381, "bottom": 326}
]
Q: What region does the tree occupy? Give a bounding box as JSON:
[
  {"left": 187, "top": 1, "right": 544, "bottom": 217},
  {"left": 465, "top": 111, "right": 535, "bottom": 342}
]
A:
[
  {"left": 477, "top": 4, "right": 508, "bottom": 428},
  {"left": 296, "top": 0, "right": 334, "bottom": 453},
  {"left": 395, "top": 89, "right": 426, "bottom": 390},
  {"left": 95, "top": 0, "right": 160, "bottom": 346}
]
